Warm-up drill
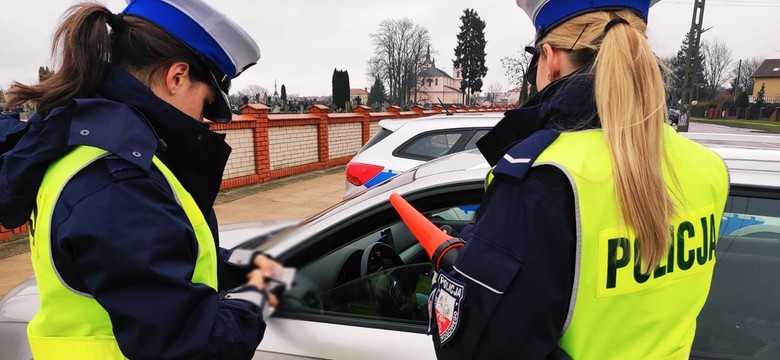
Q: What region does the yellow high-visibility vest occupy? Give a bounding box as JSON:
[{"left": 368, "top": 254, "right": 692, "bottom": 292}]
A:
[
  {"left": 27, "top": 145, "right": 218, "bottom": 359},
  {"left": 530, "top": 127, "right": 729, "bottom": 360}
]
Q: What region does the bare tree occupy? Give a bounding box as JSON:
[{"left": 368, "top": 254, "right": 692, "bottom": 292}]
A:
[
  {"left": 658, "top": 54, "right": 677, "bottom": 106},
  {"left": 500, "top": 43, "right": 536, "bottom": 104},
  {"left": 731, "top": 56, "right": 764, "bottom": 95},
  {"left": 701, "top": 39, "right": 733, "bottom": 99},
  {"left": 238, "top": 85, "right": 269, "bottom": 104},
  {"left": 368, "top": 18, "right": 430, "bottom": 107},
  {"left": 485, "top": 82, "right": 505, "bottom": 103}
]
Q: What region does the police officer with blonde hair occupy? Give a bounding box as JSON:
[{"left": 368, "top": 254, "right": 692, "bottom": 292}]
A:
[
  {"left": 427, "top": 0, "right": 729, "bottom": 359},
  {"left": 0, "top": 0, "right": 281, "bottom": 358}
]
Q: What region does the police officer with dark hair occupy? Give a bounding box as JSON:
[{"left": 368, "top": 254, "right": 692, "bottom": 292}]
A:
[
  {"left": 0, "top": 1, "right": 280, "bottom": 359},
  {"left": 427, "top": 1, "right": 729, "bottom": 359}
]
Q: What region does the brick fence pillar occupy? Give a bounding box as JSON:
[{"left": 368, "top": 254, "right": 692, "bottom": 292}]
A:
[
  {"left": 386, "top": 105, "right": 401, "bottom": 118},
  {"left": 432, "top": 105, "right": 444, "bottom": 114},
  {"left": 308, "top": 104, "right": 330, "bottom": 163},
  {"left": 354, "top": 105, "right": 372, "bottom": 144},
  {"left": 411, "top": 105, "right": 425, "bottom": 118},
  {"left": 240, "top": 104, "right": 272, "bottom": 182}
]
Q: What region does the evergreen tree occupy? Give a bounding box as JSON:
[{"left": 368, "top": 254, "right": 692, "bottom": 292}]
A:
[
  {"left": 667, "top": 32, "right": 705, "bottom": 108},
  {"left": 341, "top": 70, "right": 351, "bottom": 111},
  {"left": 331, "top": 69, "right": 351, "bottom": 111},
  {"left": 38, "top": 66, "right": 52, "bottom": 82},
  {"left": 280, "top": 84, "right": 287, "bottom": 112},
  {"left": 332, "top": 68, "right": 341, "bottom": 110},
  {"left": 453, "top": 9, "right": 488, "bottom": 105},
  {"left": 736, "top": 91, "right": 749, "bottom": 108},
  {"left": 368, "top": 78, "right": 388, "bottom": 110},
  {"left": 756, "top": 83, "right": 766, "bottom": 107}
]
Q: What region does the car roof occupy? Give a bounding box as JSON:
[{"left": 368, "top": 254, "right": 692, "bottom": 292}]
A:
[
  {"left": 682, "top": 132, "right": 780, "bottom": 150},
  {"left": 681, "top": 132, "right": 780, "bottom": 188},
  {"left": 409, "top": 132, "right": 780, "bottom": 189},
  {"left": 378, "top": 113, "right": 503, "bottom": 132}
]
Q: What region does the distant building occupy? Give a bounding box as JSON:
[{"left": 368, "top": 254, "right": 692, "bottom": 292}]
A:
[
  {"left": 750, "top": 59, "right": 780, "bottom": 103},
  {"left": 350, "top": 88, "right": 369, "bottom": 106},
  {"left": 412, "top": 46, "right": 464, "bottom": 105},
  {"left": 506, "top": 86, "right": 523, "bottom": 105}
]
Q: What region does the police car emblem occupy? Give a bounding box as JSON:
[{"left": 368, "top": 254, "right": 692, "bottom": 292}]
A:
[{"left": 433, "top": 272, "right": 465, "bottom": 344}]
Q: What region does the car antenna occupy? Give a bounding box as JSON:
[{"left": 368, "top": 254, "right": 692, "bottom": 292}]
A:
[{"left": 438, "top": 98, "right": 453, "bottom": 116}]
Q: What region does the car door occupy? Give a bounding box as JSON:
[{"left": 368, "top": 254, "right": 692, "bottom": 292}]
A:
[
  {"left": 255, "top": 187, "right": 483, "bottom": 360},
  {"left": 691, "top": 187, "right": 780, "bottom": 360}
]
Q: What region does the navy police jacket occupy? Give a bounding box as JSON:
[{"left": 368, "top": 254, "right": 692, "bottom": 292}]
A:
[
  {"left": 431, "top": 71, "right": 601, "bottom": 360},
  {"left": 0, "top": 66, "right": 265, "bottom": 359}
]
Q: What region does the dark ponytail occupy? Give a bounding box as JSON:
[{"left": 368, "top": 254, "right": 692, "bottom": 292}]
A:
[
  {"left": 6, "top": 3, "right": 112, "bottom": 115},
  {"left": 6, "top": 2, "right": 211, "bottom": 116}
]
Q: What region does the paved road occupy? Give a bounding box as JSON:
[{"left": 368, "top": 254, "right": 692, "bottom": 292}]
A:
[
  {"left": 687, "top": 121, "right": 766, "bottom": 134},
  {"left": 1, "top": 121, "right": 777, "bottom": 297}
]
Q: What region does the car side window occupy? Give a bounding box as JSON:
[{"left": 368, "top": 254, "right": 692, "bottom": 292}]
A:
[
  {"left": 463, "top": 129, "right": 490, "bottom": 151},
  {"left": 396, "top": 131, "right": 467, "bottom": 160},
  {"left": 277, "top": 204, "right": 478, "bottom": 327},
  {"left": 692, "top": 195, "right": 780, "bottom": 359}
]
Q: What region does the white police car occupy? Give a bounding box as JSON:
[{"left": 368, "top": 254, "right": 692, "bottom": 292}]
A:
[
  {"left": 344, "top": 113, "right": 501, "bottom": 198},
  {"left": 2, "top": 132, "right": 780, "bottom": 360}
]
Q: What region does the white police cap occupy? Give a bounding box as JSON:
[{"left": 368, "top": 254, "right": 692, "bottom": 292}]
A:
[
  {"left": 122, "top": 0, "right": 261, "bottom": 123},
  {"left": 516, "top": 0, "right": 660, "bottom": 42}
]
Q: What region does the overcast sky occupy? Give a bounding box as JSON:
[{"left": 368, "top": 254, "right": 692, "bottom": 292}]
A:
[{"left": 2, "top": 0, "right": 778, "bottom": 97}]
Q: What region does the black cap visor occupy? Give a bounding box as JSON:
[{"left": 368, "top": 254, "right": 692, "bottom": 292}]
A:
[
  {"left": 525, "top": 46, "right": 540, "bottom": 86},
  {"left": 204, "top": 70, "right": 232, "bottom": 123}
]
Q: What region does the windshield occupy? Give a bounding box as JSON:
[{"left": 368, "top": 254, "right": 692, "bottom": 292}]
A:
[{"left": 257, "top": 169, "right": 418, "bottom": 252}]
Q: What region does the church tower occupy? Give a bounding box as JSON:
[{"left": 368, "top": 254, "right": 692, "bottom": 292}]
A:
[{"left": 422, "top": 45, "right": 434, "bottom": 70}]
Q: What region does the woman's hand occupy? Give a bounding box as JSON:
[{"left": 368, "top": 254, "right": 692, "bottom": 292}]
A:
[
  {"left": 246, "top": 268, "right": 279, "bottom": 307},
  {"left": 246, "top": 255, "right": 282, "bottom": 307}
]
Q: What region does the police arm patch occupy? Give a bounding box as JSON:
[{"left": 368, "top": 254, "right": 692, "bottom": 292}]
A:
[{"left": 433, "top": 271, "right": 466, "bottom": 345}]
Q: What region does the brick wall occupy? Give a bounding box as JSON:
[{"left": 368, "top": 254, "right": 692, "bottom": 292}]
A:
[
  {"left": 219, "top": 128, "right": 256, "bottom": 178},
  {"left": 0, "top": 224, "right": 28, "bottom": 243},
  {"left": 208, "top": 103, "right": 509, "bottom": 190},
  {"left": 269, "top": 125, "right": 319, "bottom": 169},
  {"left": 369, "top": 121, "right": 381, "bottom": 137},
  {"left": 328, "top": 123, "right": 362, "bottom": 159}
]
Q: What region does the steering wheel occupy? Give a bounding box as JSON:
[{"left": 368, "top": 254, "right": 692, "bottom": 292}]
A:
[
  {"left": 359, "top": 242, "right": 413, "bottom": 317},
  {"left": 360, "top": 242, "right": 404, "bottom": 277}
]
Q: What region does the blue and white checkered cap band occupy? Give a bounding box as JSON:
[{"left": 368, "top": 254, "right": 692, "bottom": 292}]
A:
[
  {"left": 516, "top": 0, "right": 660, "bottom": 41},
  {"left": 123, "top": 0, "right": 260, "bottom": 80}
]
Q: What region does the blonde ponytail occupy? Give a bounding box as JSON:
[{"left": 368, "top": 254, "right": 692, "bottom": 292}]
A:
[{"left": 541, "top": 10, "right": 675, "bottom": 272}]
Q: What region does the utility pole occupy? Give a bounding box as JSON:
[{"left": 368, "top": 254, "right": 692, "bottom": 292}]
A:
[
  {"left": 679, "top": 0, "right": 706, "bottom": 132},
  {"left": 735, "top": 59, "right": 742, "bottom": 95}
]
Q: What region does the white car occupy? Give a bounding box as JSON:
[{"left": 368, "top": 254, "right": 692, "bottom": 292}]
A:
[
  {"left": 2, "top": 132, "right": 780, "bottom": 360},
  {"left": 344, "top": 113, "right": 501, "bottom": 198}
]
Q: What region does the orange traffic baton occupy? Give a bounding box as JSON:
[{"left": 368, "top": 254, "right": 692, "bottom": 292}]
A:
[{"left": 389, "top": 193, "right": 464, "bottom": 272}]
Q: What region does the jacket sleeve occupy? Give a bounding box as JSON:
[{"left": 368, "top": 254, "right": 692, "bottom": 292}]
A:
[
  {"left": 0, "top": 114, "right": 29, "bottom": 154},
  {"left": 53, "top": 165, "right": 266, "bottom": 360},
  {"left": 432, "top": 166, "right": 576, "bottom": 360}
]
